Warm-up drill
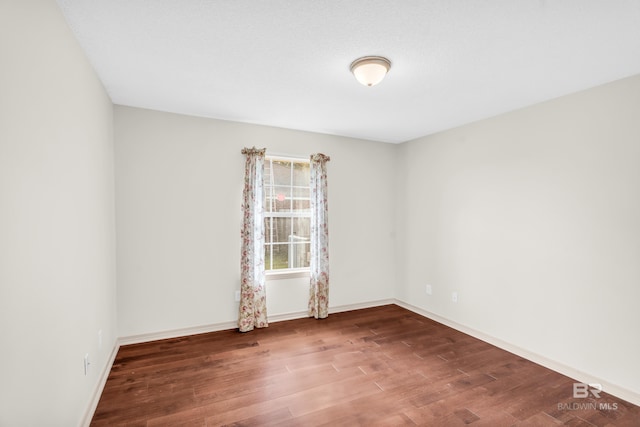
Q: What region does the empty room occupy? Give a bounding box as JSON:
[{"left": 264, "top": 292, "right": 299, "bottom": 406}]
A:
[{"left": 2, "top": 1, "right": 640, "bottom": 426}]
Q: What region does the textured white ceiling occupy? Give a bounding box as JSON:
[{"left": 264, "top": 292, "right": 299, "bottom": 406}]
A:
[{"left": 57, "top": 0, "right": 640, "bottom": 143}]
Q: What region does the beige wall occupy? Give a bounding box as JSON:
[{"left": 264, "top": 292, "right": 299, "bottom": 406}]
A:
[
  {"left": 0, "top": 1, "right": 116, "bottom": 426},
  {"left": 396, "top": 74, "right": 640, "bottom": 400},
  {"left": 114, "top": 106, "right": 397, "bottom": 337}
]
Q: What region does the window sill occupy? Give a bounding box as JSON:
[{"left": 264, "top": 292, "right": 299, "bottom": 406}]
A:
[{"left": 265, "top": 269, "right": 310, "bottom": 281}]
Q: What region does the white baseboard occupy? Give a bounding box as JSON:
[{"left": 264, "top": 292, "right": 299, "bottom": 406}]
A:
[
  {"left": 118, "top": 320, "right": 238, "bottom": 346},
  {"left": 80, "top": 341, "right": 119, "bottom": 427},
  {"left": 394, "top": 299, "right": 640, "bottom": 407},
  {"left": 329, "top": 298, "right": 396, "bottom": 314},
  {"left": 117, "top": 299, "right": 396, "bottom": 345},
  {"left": 268, "top": 299, "right": 396, "bottom": 322}
]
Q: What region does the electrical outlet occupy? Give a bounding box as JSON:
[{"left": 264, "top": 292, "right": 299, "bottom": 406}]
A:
[
  {"left": 235, "top": 290, "right": 241, "bottom": 302},
  {"left": 426, "top": 284, "right": 432, "bottom": 295},
  {"left": 452, "top": 292, "right": 458, "bottom": 303},
  {"left": 98, "top": 329, "right": 102, "bottom": 350}
]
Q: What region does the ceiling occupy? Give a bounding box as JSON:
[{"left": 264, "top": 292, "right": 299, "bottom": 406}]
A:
[{"left": 57, "top": 0, "right": 640, "bottom": 144}]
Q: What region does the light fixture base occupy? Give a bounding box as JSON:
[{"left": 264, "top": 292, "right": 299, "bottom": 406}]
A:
[{"left": 350, "top": 56, "right": 392, "bottom": 87}]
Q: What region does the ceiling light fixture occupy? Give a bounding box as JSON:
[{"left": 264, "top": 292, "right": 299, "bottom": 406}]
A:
[{"left": 350, "top": 56, "right": 391, "bottom": 87}]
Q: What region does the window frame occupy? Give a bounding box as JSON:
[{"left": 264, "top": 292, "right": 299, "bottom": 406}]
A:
[{"left": 263, "top": 154, "right": 311, "bottom": 279}]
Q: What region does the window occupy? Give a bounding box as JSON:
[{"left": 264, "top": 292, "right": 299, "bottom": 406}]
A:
[{"left": 264, "top": 156, "right": 311, "bottom": 271}]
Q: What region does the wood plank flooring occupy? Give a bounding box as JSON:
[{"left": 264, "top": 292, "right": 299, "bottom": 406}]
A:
[{"left": 91, "top": 305, "right": 640, "bottom": 426}]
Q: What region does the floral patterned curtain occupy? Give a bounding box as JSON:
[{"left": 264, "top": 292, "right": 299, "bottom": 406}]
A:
[
  {"left": 239, "top": 147, "right": 268, "bottom": 332},
  {"left": 309, "top": 153, "right": 330, "bottom": 319}
]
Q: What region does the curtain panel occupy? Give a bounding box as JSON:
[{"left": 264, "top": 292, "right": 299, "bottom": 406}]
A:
[
  {"left": 238, "top": 147, "right": 268, "bottom": 332},
  {"left": 308, "top": 153, "right": 330, "bottom": 319}
]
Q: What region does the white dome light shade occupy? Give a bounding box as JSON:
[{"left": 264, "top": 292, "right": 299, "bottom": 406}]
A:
[{"left": 350, "top": 56, "right": 391, "bottom": 87}]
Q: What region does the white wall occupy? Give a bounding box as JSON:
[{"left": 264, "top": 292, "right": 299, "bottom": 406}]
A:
[
  {"left": 114, "top": 106, "right": 397, "bottom": 337},
  {"left": 396, "top": 75, "right": 640, "bottom": 400},
  {"left": 0, "top": 1, "right": 117, "bottom": 426}
]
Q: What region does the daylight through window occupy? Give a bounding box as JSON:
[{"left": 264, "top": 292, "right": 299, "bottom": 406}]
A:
[{"left": 264, "top": 157, "right": 311, "bottom": 271}]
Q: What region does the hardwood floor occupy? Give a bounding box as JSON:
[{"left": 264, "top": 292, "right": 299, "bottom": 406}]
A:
[{"left": 91, "top": 305, "right": 640, "bottom": 426}]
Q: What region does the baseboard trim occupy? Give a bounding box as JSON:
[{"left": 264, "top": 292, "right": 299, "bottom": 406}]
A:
[
  {"left": 118, "top": 299, "right": 396, "bottom": 346},
  {"left": 268, "top": 299, "right": 396, "bottom": 322},
  {"left": 394, "top": 299, "right": 640, "bottom": 407},
  {"left": 118, "top": 321, "right": 238, "bottom": 346},
  {"left": 330, "top": 298, "right": 396, "bottom": 314},
  {"left": 80, "top": 341, "right": 119, "bottom": 427}
]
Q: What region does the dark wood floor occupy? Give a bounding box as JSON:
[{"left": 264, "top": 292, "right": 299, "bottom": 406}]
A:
[{"left": 91, "top": 305, "right": 639, "bottom": 426}]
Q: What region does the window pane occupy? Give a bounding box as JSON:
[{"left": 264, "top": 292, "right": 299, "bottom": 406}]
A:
[
  {"left": 264, "top": 243, "right": 273, "bottom": 270},
  {"left": 265, "top": 186, "right": 292, "bottom": 212},
  {"left": 288, "top": 242, "right": 310, "bottom": 268},
  {"left": 293, "top": 187, "right": 310, "bottom": 212},
  {"left": 271, "top": 243, "right": 289, "bottom": 269},
  {"left": 264, "top": 182, "right": 272, "bottom": 213},
  {"left": 292, "top": 217, "right": 310, "bottom": 239},
  {"left": 264, "top": 217, "right": 274, "bottom": 244},
  {"left": 269, "top": 186, "right": 291, "bottom": 212},
  {"left": 271, "top": 160, "right": 291, "bottom": 186},
  {"left": 288, "top": 220, "right": 309, "bottom": 269},
  {"left": 265, "top": 217, "right": 291, "bottom": 244},
  {"left": 264, "top": 160, "right": 272, "bottom": 184},
  {"left": 264, "top": 219, "right": 311, "bottom": 270},
  {"left": 293, "top": 161, "right": 310, "bottom": 187},
  {"left": 264, "top": 156, "right": 311, "bottom": 271}
]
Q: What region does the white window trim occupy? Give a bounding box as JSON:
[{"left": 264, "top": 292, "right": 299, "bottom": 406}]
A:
[
  {"left": 266, "top": 152, "right": 308, "bottom": 163},
  {"left": 265, "top": 268, "right": 310, "bottom": 280},
  {"left": 264, "top": 153, "right": 311, "bottom": 276}
]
